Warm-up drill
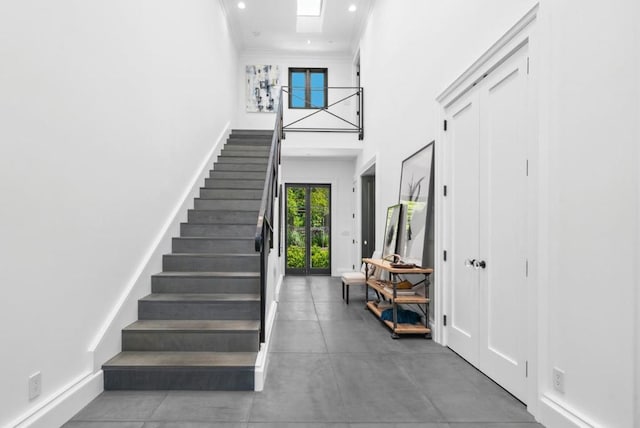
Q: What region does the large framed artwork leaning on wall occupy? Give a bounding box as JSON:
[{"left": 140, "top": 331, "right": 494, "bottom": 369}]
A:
[{"left": 397, "top": 141, "right": 435, "bottom": 266}]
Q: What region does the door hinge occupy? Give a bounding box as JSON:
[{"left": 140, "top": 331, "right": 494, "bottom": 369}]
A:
[
  {"left": 443, "top": 314, "right": 447, "bottom": 326},
  {"left": 443, "top": 250, "right": 447, "bottom": 262},
  {"left": 526, "top": 159, "right": 529, "bottom": 177},
  {"left": 443, "top": 185, "right": 448, "bottom": 197},
  {"left": 352, "top": 239, "right": 356, "bottom": 244},
  {"left": 353, "top": 264, "right": 356, "bottom": 270},
  {"left": 527, "top": 57, "right": 530, "bottom": 75},
  {"left": 352, "top": 213, "right": 355, "bottom": 219},
  {"left": 526, "top": 259, "right": 529, "bottom": 277},
  {"left": 526, "top": 360, "right": 529, "bottom": 377},
  {"left": 443, "top": 119, "right": 448, "bottom": 131}
]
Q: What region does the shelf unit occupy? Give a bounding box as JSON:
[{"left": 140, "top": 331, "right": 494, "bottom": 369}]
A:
[{"left": 363, "top": 258, "right": 433, "bottom": 339}]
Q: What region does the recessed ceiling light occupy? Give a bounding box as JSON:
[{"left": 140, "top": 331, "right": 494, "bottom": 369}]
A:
[
  {"left": 237, "top": 2, "right": 246, "bottom": 9},
  {"left": 348, "top": 4, "right": 357, "bottom": 12},
  {"left": 307, "top": 39, "right": 312, "bottom": 45}
]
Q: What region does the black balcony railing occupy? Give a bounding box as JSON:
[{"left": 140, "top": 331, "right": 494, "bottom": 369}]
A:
[{"left": 281, "top": 86, "right": 364, "bottom": 140}]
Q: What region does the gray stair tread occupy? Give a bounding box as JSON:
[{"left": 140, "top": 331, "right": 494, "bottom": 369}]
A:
[
  {"left": 104, "top": 351, "right": 257, "bottom": 368},
  {"left": 153, "top": 271, "right": 259, "bottom": 278},
  {"left": 164, "top": 253, "right": 258, "bottom": 258},
  {"left": 124, "top": 320, "right": 260, "bottom": 331},
  {"left": 172, "top": 237, "right": 256, "bottom": 241},
  {"left": 140, "top": 293, "right": 260, "bottom": 302}
]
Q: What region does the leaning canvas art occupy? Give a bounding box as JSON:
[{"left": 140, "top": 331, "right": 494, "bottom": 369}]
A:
[
  {"left": 397, "top": 142, "right": 435, "bottom": 265},
  {"left": 246, "top": 65, "right": 280, "bottom": 112}
]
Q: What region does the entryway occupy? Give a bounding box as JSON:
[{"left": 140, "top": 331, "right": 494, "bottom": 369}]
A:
[{"left": 285, "top": 183, "right": 331, "bottom": 275}]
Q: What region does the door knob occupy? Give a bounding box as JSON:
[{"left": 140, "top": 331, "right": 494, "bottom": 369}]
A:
[
  {"left": 473, "top": 260, "right": 487, "bottom": 269},
  {"left": 364, "top": 240, "right": 368, "bottom": 245},
  {"left": 464, "top": 259, "right": 475, "bottom": 268}
]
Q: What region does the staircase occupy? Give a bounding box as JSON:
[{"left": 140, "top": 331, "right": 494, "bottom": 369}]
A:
[{"left": 102, "top": 129, "right": 273, "bottom": 391}]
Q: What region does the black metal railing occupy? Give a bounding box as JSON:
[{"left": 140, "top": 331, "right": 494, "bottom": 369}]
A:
[
  {"left": 254, "top": 94, "right": 283, "bottom": 344},
  {"left": 282, "top": 86, "right": 364, "bottom": 140}
]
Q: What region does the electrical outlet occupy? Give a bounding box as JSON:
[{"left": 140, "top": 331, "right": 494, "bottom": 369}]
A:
[
  {"left": 552, "top": 367, "right": 565, "bottom": 393},
  {"left": 28, "top": 372, "right": 41, "bottom": 400}
]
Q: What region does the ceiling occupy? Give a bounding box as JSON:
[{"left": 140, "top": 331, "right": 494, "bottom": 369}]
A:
[{"left": 220, "top": 0, "right": 374, "bottom": 56}]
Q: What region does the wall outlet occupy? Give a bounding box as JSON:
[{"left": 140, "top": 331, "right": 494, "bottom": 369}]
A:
[
  {"left": 552, "top": 367, "right": 565, "bottom": 393},
  {"left": 28, "top": 372, "right": 41, "bottom": 400}
]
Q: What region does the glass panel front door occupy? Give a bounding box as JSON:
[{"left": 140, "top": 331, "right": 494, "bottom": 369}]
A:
[{"left": 286, "top": 184, "right": 331, "bottom": 275}]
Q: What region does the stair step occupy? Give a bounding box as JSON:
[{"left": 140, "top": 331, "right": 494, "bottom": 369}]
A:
[
  {"left": 187, "top": 210, "right": 258, "bottom": 224},
  {"left": 224, "top": 143, "right": 272, "bottom": 151},
  {"left": 221, "top": 149, "right": 270, "bottom": 158},
  {"left": 213, "top": 163, "right": 267, "bottom": 172},
  {"left": 230, "top": 129, "right": 272, "bottom": 137},
  {"left": 138, "top": 293, "right": 260, "bottom": 320},
  {"left": 103, "top": 351, "right": 256, "bottom": 390},
  {"left": 216, "top": 156, "right": 269, "bottom": 165},
  {"left": 180, "top": 223, "right": 255, "bottom": 238},
  {"left": 163, "top": 253, "right": 260, "bottom": 272},
  {"left": 204, "top": 179, "right": 264, "bottom": 190},
  {"left": 194, "top": 199, "right": 261, "bottom": 211},
  {"left": 152, "top": 272, "right": 260, "bottom": 294},
  {"left": 199, "top": 188, "right": 263, "bottom": 200},
  {"left": 122, "top": 320, "right": 260, "bottom": 352},
  {"left": 209, "top": 171, "right": 266, "bottom": 180},
  {"left": 172, "top": 237, "right": 255, "bottom": 254}
]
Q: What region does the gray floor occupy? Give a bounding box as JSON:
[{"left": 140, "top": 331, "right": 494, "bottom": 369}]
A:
[{"left": 64, "top": 276, "right": 544, "bottom": 428}]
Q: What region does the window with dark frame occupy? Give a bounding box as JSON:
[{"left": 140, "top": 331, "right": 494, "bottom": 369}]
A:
[{"left": 288, "top": 68, "right": 328, "bottom": 109}]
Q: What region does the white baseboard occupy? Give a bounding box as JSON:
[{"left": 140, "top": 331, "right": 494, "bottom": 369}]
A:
[
  {"left": 12, "top": 371, "right": 103, "bottom": 428},
  {"left": 254, "top": 273, "right": 283, "bottom": 391},
  {"left": 539, "top": 393, "right": 597, "bottom": 428}
]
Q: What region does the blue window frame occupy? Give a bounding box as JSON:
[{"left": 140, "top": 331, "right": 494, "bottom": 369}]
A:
[{"left": 288, "top": 68, "right": 328, "bottom": 109}]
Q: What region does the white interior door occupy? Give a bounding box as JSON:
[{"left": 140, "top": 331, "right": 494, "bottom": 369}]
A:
[
  {"left": 478, "top": 46, "right": 529, "bottom": 401},
  {"left": 446, "top": 44, "right": 529, "bottom": 403},
  {"left": 447, "top": 91, "right": 481, "bottom": 366}
]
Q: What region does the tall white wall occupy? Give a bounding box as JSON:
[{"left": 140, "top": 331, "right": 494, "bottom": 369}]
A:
[
  {"left": 357, "top": 0, "right": 639, "bottom": 427},
  {"left": 536, "top": 1, "right": 639, "bottom": 427},
  {"left": 281, "top": 157, "right": 356, "bottom": 276},
  {"left": 0, "top": 1, "right": 238, "bottom": 426}
]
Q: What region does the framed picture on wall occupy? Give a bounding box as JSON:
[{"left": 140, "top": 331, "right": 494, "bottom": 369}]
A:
[
  {"left": 382, "top": 204, "right": 403, "bottom": 259},
  {"left": 397, "top": 141, "right": 435, "bottom": 265}
]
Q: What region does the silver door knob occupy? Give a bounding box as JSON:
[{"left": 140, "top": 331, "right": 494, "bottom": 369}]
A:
[
  {"left": 464, "top": 259, "right": 475, "bottom": 268},
  {"left": 473, "top": 260, "right": 487, "bottom": 269}
]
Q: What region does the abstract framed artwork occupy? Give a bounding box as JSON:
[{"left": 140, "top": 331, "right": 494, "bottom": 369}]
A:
[
  {"left": 397, "top": 141, "right": 435, "bottom": 265},
  {"left": 246, "top": 65, "right": 280, "bottom": 112},
  {"left": 382, "top": 204, "right": 403, "bottom": 259}
]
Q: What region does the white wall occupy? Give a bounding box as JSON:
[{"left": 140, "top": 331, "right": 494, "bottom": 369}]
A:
[
  {"left": 536, "top": 1, "right": 639, "bottom": 427},
  {"left": 0, "top": 0, "right": 238, "bottom": 426},
  {"left": 356, "top": 0, "right": 539, "bottom": 245},
  {"left": 281, "top": 157, "right": 357, "bottom": 276},
  {"left": 357, "top": 0, "right": 639, "bottom": 427}
]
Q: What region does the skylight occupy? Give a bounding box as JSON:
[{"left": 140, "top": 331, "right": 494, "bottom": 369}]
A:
[{"left": 297, "top": 0, "right": 323, "bottom": 17}]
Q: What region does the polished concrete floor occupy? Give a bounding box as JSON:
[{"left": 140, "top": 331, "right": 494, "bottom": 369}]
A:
[{"left": 64, "top": 276, "right": 544, "bottom": 428}]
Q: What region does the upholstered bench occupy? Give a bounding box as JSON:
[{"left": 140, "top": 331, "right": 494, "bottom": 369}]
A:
[{"left": 341, "top": 250, "right": 380, "bottom": 304}]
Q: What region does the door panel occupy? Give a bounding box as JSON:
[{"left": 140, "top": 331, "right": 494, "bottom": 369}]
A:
[
  {"left": 479, "top": 47, "right": 528, "bottom": 401},
  {"left": 447, "top": 96, "right": 480, "bottom": 365}
]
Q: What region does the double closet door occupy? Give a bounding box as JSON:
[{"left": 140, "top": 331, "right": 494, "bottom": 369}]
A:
[{"left": 445, "top": 44, "right": 530, "bottom": 402}]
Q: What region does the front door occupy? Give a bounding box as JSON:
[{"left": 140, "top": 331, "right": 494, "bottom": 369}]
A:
[
  {"left": 446, "top": 43, "right": 530, "bottom": 402},
  {"left": 285, "top": 184, "right": 331, "bottom": 275}
]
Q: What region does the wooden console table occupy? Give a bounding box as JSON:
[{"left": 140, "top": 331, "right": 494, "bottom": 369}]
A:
[{"left": 363, "top": 258, "right": 433, "bottom": 339}]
